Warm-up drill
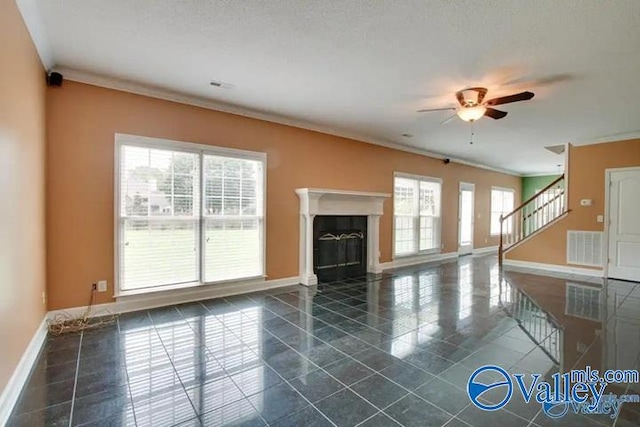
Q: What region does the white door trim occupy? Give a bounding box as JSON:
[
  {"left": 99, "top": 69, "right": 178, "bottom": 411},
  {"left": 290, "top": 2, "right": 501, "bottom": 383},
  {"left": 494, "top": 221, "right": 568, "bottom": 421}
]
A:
[
  {"left": 604, "top": 166, "right": 640, "bottom": 280},
  {"left": 458, "top": 182, "right": 475, "bottom": 255}
]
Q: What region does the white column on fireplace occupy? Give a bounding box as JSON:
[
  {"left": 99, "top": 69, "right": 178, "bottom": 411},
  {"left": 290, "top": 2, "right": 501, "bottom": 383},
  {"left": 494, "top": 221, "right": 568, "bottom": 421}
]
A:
[{"left": 295, "top": 188, "right": 391, "bottom": 286}]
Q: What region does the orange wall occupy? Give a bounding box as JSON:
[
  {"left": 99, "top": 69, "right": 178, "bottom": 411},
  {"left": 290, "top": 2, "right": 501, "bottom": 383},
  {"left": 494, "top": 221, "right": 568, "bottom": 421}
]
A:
[
  {"left": 0, "top": 1, "right": 47, "bottom": 392},
  {"left": 46, "top": 81, "right": 520, "bottom": 310},
  {"left": 507, "top": 138, "right": 640, "bottom": 267}
]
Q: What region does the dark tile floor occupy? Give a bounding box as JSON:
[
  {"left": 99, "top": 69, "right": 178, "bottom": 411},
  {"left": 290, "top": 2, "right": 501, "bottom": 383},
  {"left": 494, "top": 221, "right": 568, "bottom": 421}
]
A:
[{"left": 7, "top": 255, "right": 640, "bottom": 426}]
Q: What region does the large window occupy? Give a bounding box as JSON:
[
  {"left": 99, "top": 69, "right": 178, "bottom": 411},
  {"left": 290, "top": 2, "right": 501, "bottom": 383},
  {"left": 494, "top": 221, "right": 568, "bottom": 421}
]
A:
[
  {"left": 117, "top": 135, "right": 265, "bottom": 293},
  {"left": 490, "top": 187, "right": 515, "bottom": 235},
  {"left": 393, "top": 173, "right": 442, "bottom": 257}
]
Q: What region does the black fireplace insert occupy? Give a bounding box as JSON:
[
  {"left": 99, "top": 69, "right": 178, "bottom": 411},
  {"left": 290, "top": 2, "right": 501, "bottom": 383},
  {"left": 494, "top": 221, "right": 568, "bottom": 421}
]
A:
[{"left": 313, "top": 215, "right": 367, "bottom": 282}]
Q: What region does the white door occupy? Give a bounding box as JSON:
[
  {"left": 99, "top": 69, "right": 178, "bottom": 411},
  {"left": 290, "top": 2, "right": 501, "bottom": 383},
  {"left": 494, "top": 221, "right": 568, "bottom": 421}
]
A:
[
  {"left": 608, "top": 169, "right": 640, "bottom": 282},
  {"left": 459, "top": 183, "right": 475, "bottom": 255}
]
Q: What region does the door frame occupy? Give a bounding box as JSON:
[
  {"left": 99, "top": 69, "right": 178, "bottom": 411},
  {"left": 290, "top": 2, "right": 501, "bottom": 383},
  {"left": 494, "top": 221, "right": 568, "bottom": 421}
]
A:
[
  {"left": 458, "top": 182, "right": 475, "bottom": 255},
  {"left": 604, "top": 166, "right": 640, "bottom": 279}
]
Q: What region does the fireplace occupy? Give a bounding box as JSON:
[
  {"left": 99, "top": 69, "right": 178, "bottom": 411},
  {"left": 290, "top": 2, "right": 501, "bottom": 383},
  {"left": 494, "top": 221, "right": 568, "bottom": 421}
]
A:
[
  {"left": 296, "top": 188, "right": 390, "bottom": 286},
  {"left": 314, "top": 216, "right": 367, "bottom": 282}
]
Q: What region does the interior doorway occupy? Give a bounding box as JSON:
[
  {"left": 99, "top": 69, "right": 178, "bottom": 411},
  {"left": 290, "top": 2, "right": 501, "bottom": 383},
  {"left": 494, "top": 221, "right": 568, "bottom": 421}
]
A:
[
  {"left": 607, "top": 167, "right": 640, "bottom": 282},
  {"left": 458, "top": 182, "right": 475, "bottom": 255}
]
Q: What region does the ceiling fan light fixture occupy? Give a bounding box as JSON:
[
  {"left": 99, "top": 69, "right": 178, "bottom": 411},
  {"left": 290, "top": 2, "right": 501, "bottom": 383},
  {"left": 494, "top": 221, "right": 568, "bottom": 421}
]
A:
[{"left": 457, "top": 105, "right": 486, "bottom": 122}]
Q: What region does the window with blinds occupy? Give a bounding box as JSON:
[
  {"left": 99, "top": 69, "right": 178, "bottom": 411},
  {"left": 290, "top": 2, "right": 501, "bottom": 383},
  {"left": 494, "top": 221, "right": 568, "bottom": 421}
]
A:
[
  {"left": 393, "top": 173, "right": 442, "bottom": 257},
  {"left": 203, "top": 155, "right": 263, "bottom": 282},
  {"left": 117, "top": 135, "right": 265, "bottom": 293},
  {"left": 490, "top": 187, "right": 515, "bottom": 235}
]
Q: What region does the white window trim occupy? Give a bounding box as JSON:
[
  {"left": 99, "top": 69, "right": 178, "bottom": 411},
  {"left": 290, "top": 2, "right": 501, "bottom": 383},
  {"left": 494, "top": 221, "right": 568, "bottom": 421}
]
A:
[
  {"left": 490, "top": 186, "right": 515, "bottom": 236},
  {"left": 392, "top": 172, "right": 443, "bottom": 259},
  {"left": 114, "top": 133, "right": 267, "bottom": 297}
]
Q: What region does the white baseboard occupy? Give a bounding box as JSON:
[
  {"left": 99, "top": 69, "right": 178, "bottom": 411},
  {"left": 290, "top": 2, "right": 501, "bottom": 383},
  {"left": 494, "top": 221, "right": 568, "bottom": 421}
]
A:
[
  {"left": 472, "top": 245, "right": 498, "bottom": 255},
  {"left": 0, "top": 316, "right": 48, "bottom": 426},
  {"left": 503, "top": 259, "right": 604, "bottom": 278},
  {"left": 380, "top": 252, "right": 458, "bottom": 271},
  {"left": 48, "top": 276, "right": 300, "bottom": 320},
  {"left": 2, "top": 276, "right": 298, "bottom": 424}
]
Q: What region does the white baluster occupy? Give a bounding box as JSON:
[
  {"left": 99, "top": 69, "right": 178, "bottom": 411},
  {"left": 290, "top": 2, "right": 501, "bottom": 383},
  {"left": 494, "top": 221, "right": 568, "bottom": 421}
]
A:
[{"left": 545, "top": 200, "right": 550, "bottom": 226}]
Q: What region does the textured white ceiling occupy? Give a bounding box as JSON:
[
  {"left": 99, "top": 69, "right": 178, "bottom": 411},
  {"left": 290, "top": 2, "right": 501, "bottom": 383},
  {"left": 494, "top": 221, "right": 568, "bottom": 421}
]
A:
[{"left": 34, "top": 0, "right": 640, "bottom": 174}]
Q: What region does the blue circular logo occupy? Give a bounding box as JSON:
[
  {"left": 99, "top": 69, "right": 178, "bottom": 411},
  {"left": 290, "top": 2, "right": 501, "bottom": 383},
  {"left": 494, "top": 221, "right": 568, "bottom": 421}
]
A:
[
  {"left": 542, "top": 393, "right": 569, "bottom": 419},
  {"left": 467, "top": 365, "right": 513, "bottom": 411}
]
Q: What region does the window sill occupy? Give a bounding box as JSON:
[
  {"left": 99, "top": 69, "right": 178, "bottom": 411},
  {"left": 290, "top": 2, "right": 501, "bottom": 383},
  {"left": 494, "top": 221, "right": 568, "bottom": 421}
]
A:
[{"left": 392, "top": 249, "right": 440, "bottom": 260}]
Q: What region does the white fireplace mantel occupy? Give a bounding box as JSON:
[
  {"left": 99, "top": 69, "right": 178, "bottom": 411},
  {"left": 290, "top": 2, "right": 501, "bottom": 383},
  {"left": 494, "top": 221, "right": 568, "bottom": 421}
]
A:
[{"left": 295, "top": 188, "right": 391, "bottom": 286}]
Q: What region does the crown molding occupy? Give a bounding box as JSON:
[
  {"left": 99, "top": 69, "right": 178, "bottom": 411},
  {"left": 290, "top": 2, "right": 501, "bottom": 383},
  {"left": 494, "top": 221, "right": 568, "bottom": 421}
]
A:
[
  {"left": 521, "top": 172, "right": 564, "bottom": 178},
  {"left": 15, "top": 0, "right": 54, "bottom": 69},
  {"left": 54, "top": 66, "right": 521, "bottom": 177},
  {"left": 571, "top": 131, "right": 640, "bottom": 147}
]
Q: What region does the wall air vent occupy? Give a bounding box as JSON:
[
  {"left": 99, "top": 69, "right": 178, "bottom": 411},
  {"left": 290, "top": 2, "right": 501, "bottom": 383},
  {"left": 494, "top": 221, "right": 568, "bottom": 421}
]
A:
[{"left": 567, "top": 230, "right": 603, "bottom": 267}]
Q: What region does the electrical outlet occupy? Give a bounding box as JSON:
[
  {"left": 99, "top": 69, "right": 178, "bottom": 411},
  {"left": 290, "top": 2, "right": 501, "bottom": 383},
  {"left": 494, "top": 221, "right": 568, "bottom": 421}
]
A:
[
  {"left": 42, "top": 291, "right": 46, "bottom": 305},
  {"left": 97, "top": 280, "right": 108, "bottom": 292},
  {"left": 485, "top": 237, "right": 488, "bottom": 243}
]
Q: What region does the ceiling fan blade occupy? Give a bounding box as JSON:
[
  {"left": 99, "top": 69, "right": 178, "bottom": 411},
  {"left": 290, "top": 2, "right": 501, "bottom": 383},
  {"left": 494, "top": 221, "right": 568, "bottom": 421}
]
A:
[
  {"left": 485, "top": 91, "right": 534, "bottom": 106},
  {"left": 440, "top": 114, "right": 457, "bottom": 125},
  {"left": 484, "top": 108, "right": 508, "bottom": 119},
  {"left": 503, "top": 73, "right": 574, "bottom": 89},
  {"left": 416, "top": 107, "right": 456, "bottom": 113}
]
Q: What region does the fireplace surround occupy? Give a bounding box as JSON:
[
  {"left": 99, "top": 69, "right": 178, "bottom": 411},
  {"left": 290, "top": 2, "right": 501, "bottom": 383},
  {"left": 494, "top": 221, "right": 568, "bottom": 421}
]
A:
[{"left": 295, "top": 188, "right": 390, "bottom": 286}]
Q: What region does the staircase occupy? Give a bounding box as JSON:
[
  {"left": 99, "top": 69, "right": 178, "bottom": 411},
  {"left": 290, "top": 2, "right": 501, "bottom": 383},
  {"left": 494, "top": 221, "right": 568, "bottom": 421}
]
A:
[{"left": 499, "top": 174, "right": 567, "bottom": 264}]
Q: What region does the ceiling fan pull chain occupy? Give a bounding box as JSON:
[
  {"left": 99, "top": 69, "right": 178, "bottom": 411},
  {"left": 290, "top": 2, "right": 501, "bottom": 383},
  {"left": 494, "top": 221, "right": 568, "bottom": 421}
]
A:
[{"left": 470, "top": 122, "right": 474, "bottom": 145}]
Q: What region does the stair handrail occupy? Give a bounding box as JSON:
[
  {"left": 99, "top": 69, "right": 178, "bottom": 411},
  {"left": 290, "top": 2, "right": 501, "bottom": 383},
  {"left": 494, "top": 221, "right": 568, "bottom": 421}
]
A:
[
  {"left": 499, "top": 174, "right": 565, "bottom": 265},
  {"left": 502, "top": 174, "right": 564, "bottom": 223}
]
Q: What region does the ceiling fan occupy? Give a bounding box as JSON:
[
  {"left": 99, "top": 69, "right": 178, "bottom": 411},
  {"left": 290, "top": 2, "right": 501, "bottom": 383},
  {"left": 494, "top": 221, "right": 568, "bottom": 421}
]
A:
[{"left": 417, "top": 87, "right": 534, "bottom": 124}]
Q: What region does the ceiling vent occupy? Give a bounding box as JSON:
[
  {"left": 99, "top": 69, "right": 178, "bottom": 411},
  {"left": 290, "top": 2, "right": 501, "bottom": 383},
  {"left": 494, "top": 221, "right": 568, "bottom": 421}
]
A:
[
  {"left": 545, "top": 145, "right": 566, "bottom": 155},
  {"left": 209, "top": 80, "right": 234, "bottom": 89}
]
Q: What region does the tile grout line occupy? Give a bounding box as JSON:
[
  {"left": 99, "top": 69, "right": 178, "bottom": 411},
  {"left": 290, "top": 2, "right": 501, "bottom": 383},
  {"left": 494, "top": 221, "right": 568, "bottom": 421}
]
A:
[
  {"left": 258, "top": 290, "right": 537, "bottom": 425},
  {"left": 272, "top": 281, "right": 506, "bottom": 347},
  {"left": 445, "top": 402, "right": 473, "bottom": 426},
  {"left": 118, "top": 312, "right": 143, "bottom": 427},
  {"left": 246, "top": 295, "right": 460, "bottom": 394},
  {"left": 150, "top": 307, "right": 207, "bottom": 425},
  {"left": 224, "top": 296, "right": 463, "bottom": 426},
  {"left": 354, "top": 411, "right": 401, "bottom": 427},
  {"left": 23, "top": 259, "right": 626, "bottom": 427},
  {"left": 154, "top": 259, "right": 590, "bottom": 426},
  {"left": 175, "top": 303, "right": 272, "bottom": 426},
  {"left": 193, "top": 302, "right": 338, "bottom": 427},
  {"left": 527, "top": 408, "right": 543, "bottom": 427},
  {"left": 255, "top": 292, "right": 490, "bottom": 396},
  {"left": 214, "top": 308, "right": 340, "bottom": 426},
  {"left": 67, "top": 330, "right": 84, "bottom": 427}
]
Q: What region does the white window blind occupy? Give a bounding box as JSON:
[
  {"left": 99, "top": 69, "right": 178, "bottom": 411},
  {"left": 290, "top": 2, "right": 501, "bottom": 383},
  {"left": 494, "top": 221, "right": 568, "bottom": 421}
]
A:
[
  {"left": 117, "top": 136, "right": 265, "bottom": 293},
  {"left": 490, "top": 188, "right": 515, "bottom": 235},
  {"left": 119, "top": 146, "right": 200, "bottom": 291},
  {"left": 203, "top": 155, "right": 264, "bottom": 282},
  {"left": 393, "top": 174, "right": 441, "bottom": 257}
]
